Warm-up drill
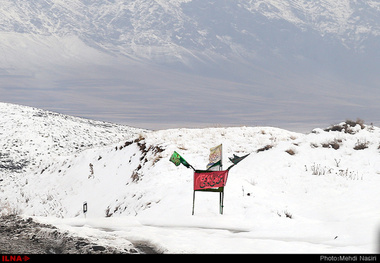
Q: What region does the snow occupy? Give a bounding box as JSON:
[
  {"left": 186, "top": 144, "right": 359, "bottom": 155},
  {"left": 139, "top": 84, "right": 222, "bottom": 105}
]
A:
[
  {"left": 1, "top": 0, "right": 379, "bottom": 63},
  {"left": 1, "top": 103, "right": 379, "bottom": 253}
]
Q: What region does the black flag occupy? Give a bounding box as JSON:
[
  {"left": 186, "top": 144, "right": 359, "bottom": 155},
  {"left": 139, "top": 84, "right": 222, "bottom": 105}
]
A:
[{"left": 229, "top": 153, "right": 250, "bottom": 165}]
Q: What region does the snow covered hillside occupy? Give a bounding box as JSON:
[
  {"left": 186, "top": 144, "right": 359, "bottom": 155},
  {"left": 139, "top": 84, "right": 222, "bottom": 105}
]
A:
[
  {"left": 1, "top": 103, "right": 380, "bottom": 253},
  {"left": 0, "top": 102, "right": 144, "bottom": 215},
  {"left": 0, "top": 102, "right": 144, "bottom": 174},
  {"left": 1, "top": 0, "right": 379, "bottom": 63}
]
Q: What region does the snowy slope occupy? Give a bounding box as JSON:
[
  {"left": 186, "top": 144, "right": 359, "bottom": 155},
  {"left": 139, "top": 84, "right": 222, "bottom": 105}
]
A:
[
  {"left": 1, "top": 0, "right": 379, "bottom": 74},
  {"left": 1, "top": 103, "right": 380, "bottom": 253},
  {"left": 1, "top": 0, "right": 378, "bottom": 60},
  {"left": 0, "top": 102, "right": 144, "bottom": 176}
]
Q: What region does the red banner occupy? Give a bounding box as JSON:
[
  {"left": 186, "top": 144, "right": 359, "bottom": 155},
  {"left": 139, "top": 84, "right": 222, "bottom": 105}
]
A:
[{"left": 194, "top": 170, "right": 229, "bottom": 190}]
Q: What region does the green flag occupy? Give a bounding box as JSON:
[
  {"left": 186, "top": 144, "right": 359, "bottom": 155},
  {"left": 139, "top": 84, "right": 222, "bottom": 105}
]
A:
[{"left": 169, "top": 151, "right": 191, "bottom": 168}]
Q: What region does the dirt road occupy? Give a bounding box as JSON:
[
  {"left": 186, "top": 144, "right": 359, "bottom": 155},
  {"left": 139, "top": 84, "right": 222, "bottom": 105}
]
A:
[{"left": 0, "top": 215, "right": 156, "bottom": 254}]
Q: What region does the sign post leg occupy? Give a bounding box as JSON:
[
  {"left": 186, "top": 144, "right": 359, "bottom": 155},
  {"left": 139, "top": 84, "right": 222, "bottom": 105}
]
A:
[
  {"left": 192, "top": 191, "right": 195, "bottom": 215},
  {"left": 219, "top": 191, "right": 224, "bottom": 215}
]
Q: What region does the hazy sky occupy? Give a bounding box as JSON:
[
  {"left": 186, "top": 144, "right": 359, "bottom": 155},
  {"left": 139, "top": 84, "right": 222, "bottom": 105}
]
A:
[
  {"left": 2, "top": 55, "right": 379, "bottom": 133},
  {"left": 1, "top": 1, "right": 380, "bottom": 132}
]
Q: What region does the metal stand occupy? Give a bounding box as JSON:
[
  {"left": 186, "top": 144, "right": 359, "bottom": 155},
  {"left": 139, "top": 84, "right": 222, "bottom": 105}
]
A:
[
  {"left": 192, "top": 147, "right": 225, "bottom": 215},
  {"left": 192, "top": 187, "right": 224, "bottom": 215}
]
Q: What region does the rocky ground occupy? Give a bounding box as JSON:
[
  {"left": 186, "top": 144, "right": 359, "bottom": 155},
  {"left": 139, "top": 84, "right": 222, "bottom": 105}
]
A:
[{"left": 0, "top": 215, "right": 157, "bottom": 254}]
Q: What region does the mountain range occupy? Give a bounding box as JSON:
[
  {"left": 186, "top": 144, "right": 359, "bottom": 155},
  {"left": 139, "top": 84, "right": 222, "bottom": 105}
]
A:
[{"left": 1, "top": 0, "right": 380, "bottom": 130}]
